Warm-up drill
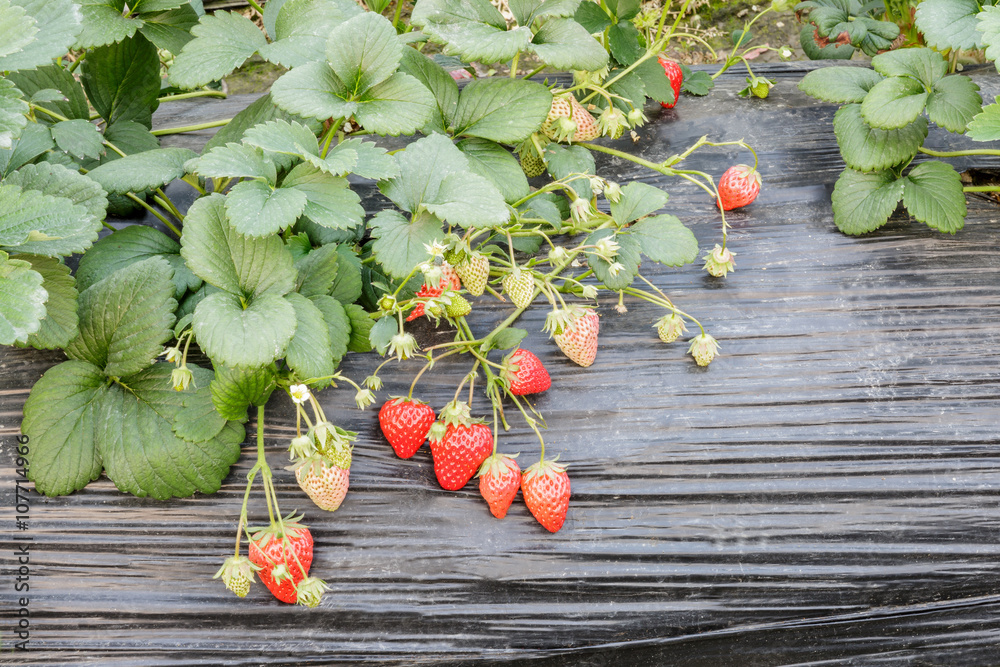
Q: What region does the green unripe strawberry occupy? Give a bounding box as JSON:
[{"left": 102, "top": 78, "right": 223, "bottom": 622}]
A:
[
  {"left": 520, "top": 150, "right": 546, "bottom": 177},
  {"left": 455, "top": 253, "right": 490, "bottom": 296},
  {"left": 655, "top": 313, "right": 687, "bottom": 343},
  {"left": 446, "top": 294, "right": 471, "bottom": 318},
  {"left": 503, "top": 268, "right": 534, "bottom": 309}
]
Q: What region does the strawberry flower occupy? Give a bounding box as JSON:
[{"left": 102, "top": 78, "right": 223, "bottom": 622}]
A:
[
  {"left": 171, "top": 366, "right": 193, "bottom": 392},
  {"left": 354, "top": 388, "right": 376, "bottom": 410},
  {"left": 289, "top": 383, "right": 311, "bottom": 404}
]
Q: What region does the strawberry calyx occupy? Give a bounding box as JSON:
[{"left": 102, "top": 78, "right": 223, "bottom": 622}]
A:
[
  {"left": 543, "top": 304, "right": 586, "bottom": 337},
  {"left": 477, "top": 452, "right": 520, "bottom": 478},
  {"left": 295, "top": 576, "right": 330, "bottom": 608},
  {"left": 522, "top": 457, "right": 567, "bottom": 484},
  {"left": 439, "top": 399, "right": 472, "bottom": 427},
  {"left": 427, "top": 420, "right": 448, "bottom": 443}
]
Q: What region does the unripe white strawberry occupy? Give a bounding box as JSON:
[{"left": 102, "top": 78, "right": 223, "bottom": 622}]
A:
[{"left": 503, "top": 268, "right": 535, "bottom": 309}]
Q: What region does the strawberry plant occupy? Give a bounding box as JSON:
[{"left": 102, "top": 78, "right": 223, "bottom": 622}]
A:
[
  {"left": 2, "top": 0, "right": 774, "bottom": 606},
  {"left": 798, "top": 2, "right": 1000, "bottom": 235}
]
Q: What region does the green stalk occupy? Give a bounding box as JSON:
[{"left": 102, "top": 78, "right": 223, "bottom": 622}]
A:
[
  {"left": 151, "top": 119, "right": 233, "bottom": 136},
  {"left": 963, "top": 185, "right": 1000, "bottom": 192},
  {"left": 392, "top": 0, "right": 405, "bottom": 30},
  {"left": 125, "top": 193, "right": 183, "bottom": 237},
  {"left": 158, "top": 90, "right": 227, "bottom": 102},
  {"left": 246, "top": 0, "right": 264, "bottom": 14},
  {"left": 256, "top": 406, "right": 276, "bottom": 527},
  {"left": 920, "top": 147, "right": 1000, "bottom": 158}
]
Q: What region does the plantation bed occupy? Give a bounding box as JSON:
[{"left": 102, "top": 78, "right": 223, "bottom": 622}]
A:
[{"left": 3, "top": 63, "right": 1000, "bottom": 665}]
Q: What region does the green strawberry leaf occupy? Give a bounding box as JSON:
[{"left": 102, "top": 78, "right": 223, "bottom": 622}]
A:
[
  {"left": 530, "top": 17, "right": 608, "bottom": 71},
  {"left": 629, "top": 214, "right": 698, "bottom": 267},
  {"left": 269, "top": 61, "right": 357, "bottom": 120},
  {"left": 608, "top": 21, "right": 643, "bottom": 66},
  {"left": 98, "top": 363, "right": 244, "bottom": 499},
  {"left": 4, "top": 162, "right": 109, "bottom": 225},
  {"left": 0, "top": 0, "right": 82, "bottom": 72},
  {"left": 412, "top": 0, "right": 532, "bottom": 65},
  {"left": 966, "top": 97, "right": 1000, "bottom": 141},
  {"left": 241, "top": 118, "right": 320, "bottom": 161},
  {"left": 188, "top": 143, "right": 276, "bottom": 182},
  {"left": 325, "top": 11, "right": 400, "bottom": 94},
  {"left": 606, "top": 0, "right": 641, "bottom": 21},
  {"left": 680, "top": 67, "right": 714, "bottom": 96},
  {"left": 12, "top": 254, "right": 78, "bottom": 350},
  {"left": 294, "top": 242, "right": 339, "bottom": 297},
  {"left": 0, "top": 249, "right": 46, "bottom": 345},
  {"left": 22, "top": 360, "right": 106, "bottom": 496},
  {"left": 634, "top": 57, "right": 676, "bottom": 106},
  {"left": 352, "top": 72, "right": 439, "bottom": 137},
  {"left": 180, "top": 194, "right": 297, "bottom": 299},
  {"left": 192, "top": 290, "right": 297, "bottom": 367},
  {"left": 138, "top": 4, "right": 199, "bottom": 55},
  {"left": 798, "top": 66, "right": 885, "bottom": 104},
  {"left": 336, "top": 138, "right": 399, "bottom": 180},
  {"left": 0, "top": 79, "right": 28, "bottom": 149},
  {"left": 257, "top": 0, "right": 362, "bottom": 68},
  {"left": 901, "top": 160, "right": 966, "bottom": 234},
  {"left": 203, "top": 94, "right": 322, "bottom": 154},
  {"left": 76, "top": 224, "right": 201, "bottom": 299},
  {"left": 284, "top": 292, "right": 335, "bottom": 384},
  {"left": 210, "top": 363, "right": 277, "bottom": 422},
  {"left": 308, "top": 293, "right": 350, "bottom": 367},
  {"left": 0, "top": 182, "right": 100, "bottom": 257},
  {"left": 398, "top": 47, "right": 459, "bottom": 133},
  {"left": 0, "top": 0, "right": 37, "bottom": 60},
  {"left": 87, "top": 147, "right": 197, "bottom": 194},
  {"left": 7, "top": 65, "right": 90, "bottom": 124},
  {"left": 344, "top": 303, "right": 373, "bottom": 353},
  {"left": 980, "top": 6, "right": 1000, "bottom": 69},
  {"left": 544, "top": 143, "right": 595, "bottom": 200},
  {"left": 457, "top": 137, "right": 530, "bottom": 205},
  {"left": 586, "top": 228, "right": 641, "bottom": 290},
  {"left": 102, "top": 119, "right": 159, "bottom": 156},
  {"left": 369, "top": 209, "right": 443, "bottom": 279},
  {"left": 330, "top": 244, "right": 363, "bottom": 304},
  {"left": 81, "top": 33, "right": 161, "bottom": 128},
  {"left": 168, "top": 11, "right": 267, "bottom": 89},
  {"left": 76, "top": 0, "right": 141, "bottom": 49},
  {"left": 925, "top": 75, "right": 982, "bottom": 134},
  {"left": 833, "top": 104, "right": 928, "bottom": 173},
  {"left": 379, "top": 133, "right": 508, "bottom": 228},
  {"left": 50, "top": 119, "right": 105, "bottom": 160},
  {"left": 573, "top": 1, "right": 611, "bottom": 33},
  {"left": 611, "top": 181, "right": 669, "bottom": 226},
  {"left": 870, "top": 47, "right": 946, "bottom": 88},
  {"left": 225, "top": 179, "right": 308, "bottom": 238},
  {"left": 860, "top": 76, "right": 928, "bottom": 131},
  {"left": 0, "top": 123, "right": 52, "bottom": 177},
  {"left": 914, "top": 0, "right": 984, "bottom": 51},
  {"left": 489, "top": 326, "right": 527, "bottom": 351},
  {"left": 65, "top": 256, "right": 177, "bottom": 378},
  {"left": 171, "top": 378, "right": 228, "bottom": 443},
  {"left": 281, "top": 163, "right": 364, "bottom": 230},
  {"left": 368, "top": 314, "right": 397, "bottom": 355},
  {"left": 831, "top": 168, "right": 905, "bottom": 235},
  {"left": 799, "top": 23, "right": 856, "bottom": 61},
  {"left": 452, "top": 77, "right": 552, "bottom": 144}
]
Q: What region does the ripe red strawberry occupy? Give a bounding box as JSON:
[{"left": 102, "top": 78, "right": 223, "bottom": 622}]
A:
[
  {"left": 503, "top": 268, "right": 534, "bottom": 309},
  {"left": 502, "top": 348, "right": 551, "bottom": 396},
  {"left": 429, "top": 422, "right": 492, "bottom": 491},
  {"left": 542, "top": 93, "right": 600, "bottom": 143},
  {"left": 717, "top": 164, "right": 761, "bottom": 210},
  {"left": 454, "top": 253, "right": 489, "bottom": 296},
  {"left": 554, "top": 308, "right": 599, "bottom": 367},
  {"left": 478, "top": 454, "right": 521, "bottom": 519},
  {"left": 294, "top": 454, "right": 350, "bottom": 512},
  {"left": 407, "top": 264, "right": 462, "bottom": 321},
  {"left": 521, "top": 459, "right": 571, "bottom": 532},
  {"left": 248, "top": 518, "right": 314, "bottom": 604},
  {"left": 657, "top": 56, "right": 684, "bottom": 109},
  {"left": 379, "top": 397, "right": 436, "bottom": 458}
]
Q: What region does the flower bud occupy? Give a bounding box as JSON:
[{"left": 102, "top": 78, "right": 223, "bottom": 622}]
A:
[
  {"left": 354, "top": 388, "right": 376, "bottom": 410},
  {"left": 171, "top": 367, "right": 193, "bottom": 392},
  {"left": 570, "top": 198, "right": 592, "bottom": 225},
  {"left": 548, "top": 245, "right": 569, "bottom": 264},
  {"left": 387, "top": 332, "right": 419, "bottom": 361},
  {"left": 604, "top": 181, "right": 623, "bottom": 203},
  {"left": 581, "top": 284, "right": 598, "bottom": 300},
  {"left": 364, "top": 375, "right": 383, "bottom": 391},
  {"left": 163, "top": 347, "right": 182, "bottom": 364}
]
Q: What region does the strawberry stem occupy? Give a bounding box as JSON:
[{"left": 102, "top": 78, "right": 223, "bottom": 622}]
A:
[{"left": 256, "top": 406, "right": 277, "bottom": 527}]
